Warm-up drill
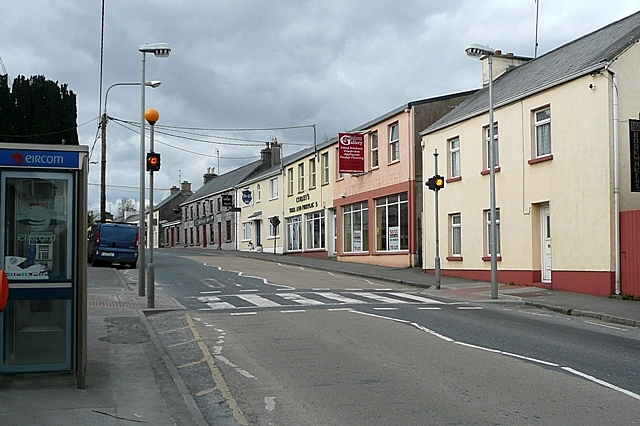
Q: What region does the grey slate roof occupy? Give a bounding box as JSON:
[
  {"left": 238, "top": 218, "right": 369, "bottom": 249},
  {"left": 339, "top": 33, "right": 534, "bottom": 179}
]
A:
[
  {"left": 423, "top": 10, "right": 640, "bottom": 134},
  {"left": 183, "top": 160, "right": 262, "bottom": 204}
]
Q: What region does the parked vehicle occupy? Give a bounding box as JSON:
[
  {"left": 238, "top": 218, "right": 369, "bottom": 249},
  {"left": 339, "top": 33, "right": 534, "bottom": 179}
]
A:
[{"left": 87, "top": 222, "right": 139, "bottom": 268}]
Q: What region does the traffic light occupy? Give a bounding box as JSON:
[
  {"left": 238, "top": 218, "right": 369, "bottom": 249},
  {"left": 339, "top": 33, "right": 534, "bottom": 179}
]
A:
[
  {"left": 426, "top": 175, "right": 445, "bottom": 191},
  {"left": 146, "top": 152, "right": 161, "bottom": 172}
]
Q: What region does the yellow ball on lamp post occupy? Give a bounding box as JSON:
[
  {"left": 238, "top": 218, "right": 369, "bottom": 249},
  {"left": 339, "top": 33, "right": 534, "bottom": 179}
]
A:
[{"left": 145, "top": 108, "right": 159, "bottom": 125}]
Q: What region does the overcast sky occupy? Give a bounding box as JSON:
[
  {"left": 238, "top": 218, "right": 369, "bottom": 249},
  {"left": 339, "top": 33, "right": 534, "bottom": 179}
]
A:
[{"left": 3, "top": 1, "right": 640, "bottom": 214}]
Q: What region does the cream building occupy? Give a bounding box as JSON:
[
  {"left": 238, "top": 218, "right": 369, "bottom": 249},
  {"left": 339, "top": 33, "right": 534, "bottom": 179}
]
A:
[{"left": 421, "top": 11, "right": 640, "bottom": 297}]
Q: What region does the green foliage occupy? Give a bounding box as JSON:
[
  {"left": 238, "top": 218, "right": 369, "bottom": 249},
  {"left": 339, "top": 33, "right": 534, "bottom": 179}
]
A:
[{"left": 0, "top": 75, "right": 78, "bottom": 144}]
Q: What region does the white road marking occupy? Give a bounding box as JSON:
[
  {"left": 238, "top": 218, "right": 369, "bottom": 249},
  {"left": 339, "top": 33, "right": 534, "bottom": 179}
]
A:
[
  {"left": 388, "top": 292, "right": 446, "bottom": 304},
  {"left": 584, "top": 321, "right": 629, "bottom": 331},
  {"left": 280, "top": 310, "right": 306, "bottom": 313},
  {"left": 373, "top": 307, "right": 398, "bottom": 311},
  {"left": 356, "top": 292, "right": 408, "bottom": 304},
  {"left": 419, "top": 307, "right": 442, "bottom": 310},
  {"left": 265, "top": 397, "right": 276, "bottom": 412},
  {"left": 236, "top": 294, "right": 282, "bottom": 307},
  {"left": 230, "top": 312, "right": 257, "bottom": 316},
  {"left": 457, "top": 306, "right": 483, "bottom": 310},
  {"left": 278, "top": 293, "right": 325, "bottom": 306},
  {"left": 315, "top": 292, "right": 367, "bottom": 304}
]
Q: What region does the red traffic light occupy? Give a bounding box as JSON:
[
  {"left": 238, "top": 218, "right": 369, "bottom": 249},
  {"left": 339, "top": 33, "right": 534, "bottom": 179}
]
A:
[{"left": 146, "top": 152, "right": 161, "bottom": 172}]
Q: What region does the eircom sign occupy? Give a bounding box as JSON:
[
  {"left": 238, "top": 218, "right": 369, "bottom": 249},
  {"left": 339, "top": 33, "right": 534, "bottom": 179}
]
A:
[
  {"left": 0, "top": 148, "right": 80, "bottom": 169},
  {"left": 338, "top": 133, "right": 365, "bottom": 174}
]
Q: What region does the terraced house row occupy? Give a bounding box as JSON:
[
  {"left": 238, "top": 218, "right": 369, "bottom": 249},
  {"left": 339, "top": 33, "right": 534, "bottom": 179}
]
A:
[{"left": 155, "top": 11, "right": 640, "bottom": 298}]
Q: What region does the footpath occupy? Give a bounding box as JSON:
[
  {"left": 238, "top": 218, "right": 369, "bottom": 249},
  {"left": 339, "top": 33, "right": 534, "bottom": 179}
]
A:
[{"left": 1, "top": 249, "right": 639, "bottom": 425}]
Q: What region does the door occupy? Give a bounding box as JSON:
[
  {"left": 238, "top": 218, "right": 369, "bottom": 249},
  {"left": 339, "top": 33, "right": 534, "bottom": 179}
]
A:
[{"left": 541, "top": 204, "right": 551, "bottom": 283}]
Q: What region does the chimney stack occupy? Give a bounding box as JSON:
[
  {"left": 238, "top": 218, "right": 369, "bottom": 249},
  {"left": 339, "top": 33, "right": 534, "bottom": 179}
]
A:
[
  {"left": 180, "top": 181, "right": 192, "bottom": 192},
  {"left": 480, "top": 50, "right": 531, "bottom": 86},
  {"left": 270, "top": 138, "right": 281, "bottom": 167},
  {"left": 170, "top": 185, "right": 180, "bottom": 195},
  {"left": 203, "top": 167, "right": 217, "bottom": 184},
  {"left": 260, "top": 142, "right": 272, "bottom": 167}
]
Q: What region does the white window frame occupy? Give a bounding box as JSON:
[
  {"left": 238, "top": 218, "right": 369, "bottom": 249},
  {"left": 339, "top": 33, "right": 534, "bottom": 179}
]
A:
[
  {"left": 309, "top": 158, "right": 317, "bottom": 189},
  {"left": 343, "top": 202, "right": 369, "bottom": 253},
  {"left": 269, "top": 177, "right": 279, "bottom": 199},
  {"left": 306, "top": 210, "right": 325, "bottom": 249},
  {"left": 451, "top": 213, "right": 461, "bottom": 256},
  {"left": 534, "top": 107, "right": 551, "bottom": 157},
  {"left": 242, "top": 222, "right": 252, "bottom": 241},
  {"left": 287, "top": 168, "right": 294, "bottom": 196},
  {"left": 484, "top": 123, "right": 499, "bottom": 169},
  {"left": 286, "top": 215, "right": 302, "bottom": 251},
  {"left": 298, "top": 163, "right": 304, "bottom": 192},
  {"left": 335, "top": 147, "right": 343, "bottom": 180},
  {"left": 256, "top": 184, "right": 261, "bottom": 202},
  {"left": 449, "top": 137, "right": 461, "bottom": 178},
  {"left": 485, "top": 208, "right": 501, "bottom": 257},
  {"left": 389, "top": 123, "right": 399, "bottom": 163},
  {"left": 322, "top": 152, "right": 329, "bottom": 184},
  {"left": 370, "top": 131, "right": 379, "bottom": 169}
]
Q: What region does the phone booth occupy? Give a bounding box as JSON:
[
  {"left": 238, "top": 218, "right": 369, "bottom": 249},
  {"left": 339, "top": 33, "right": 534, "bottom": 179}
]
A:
[{"left": 0, "top": 144, "right": 88, "bottom": 388}]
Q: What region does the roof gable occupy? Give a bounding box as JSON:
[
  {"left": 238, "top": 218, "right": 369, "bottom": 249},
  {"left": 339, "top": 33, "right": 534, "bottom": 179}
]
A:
[{"left": 424, "top": 10, "right": 640, "bottom": 134}]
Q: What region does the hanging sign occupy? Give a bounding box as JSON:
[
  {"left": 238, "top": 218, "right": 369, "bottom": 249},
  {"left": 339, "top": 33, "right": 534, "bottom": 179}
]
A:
[
  {"left": 338, "top": 133, "right": 365, "bottom": 174},
  {"left": 630, "top": 119, "right": 640, "bottom": 192}
]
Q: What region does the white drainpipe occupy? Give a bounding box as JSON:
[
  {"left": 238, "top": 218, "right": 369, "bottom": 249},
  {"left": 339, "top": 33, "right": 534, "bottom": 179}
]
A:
[{"left": 606, "top": 65, "right": 621, "bottom": 295}]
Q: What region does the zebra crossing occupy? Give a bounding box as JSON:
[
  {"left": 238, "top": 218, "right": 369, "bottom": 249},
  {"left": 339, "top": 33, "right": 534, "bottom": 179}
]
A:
[{"left": 197, "top": 290, "right": 446, "bottom": 311}]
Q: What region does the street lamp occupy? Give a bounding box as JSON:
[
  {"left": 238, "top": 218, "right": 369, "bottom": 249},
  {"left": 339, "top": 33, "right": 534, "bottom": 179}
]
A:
[
  {"left": 138, "top": 42, "right": 170, "bottom": 297},
  {"left": 466, "top": 43, "right": 499, "bottom": 300},
  {"left": 100, "top": 81, "right": 161, "bottom": 223}
]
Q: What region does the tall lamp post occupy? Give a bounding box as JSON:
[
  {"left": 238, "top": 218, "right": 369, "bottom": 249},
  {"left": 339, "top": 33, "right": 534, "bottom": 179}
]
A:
[
  {"left": 466, "top": 43, "right": 499, "bottom": 300},
  {"left": 100, "top": 81, "right": 161, "bottom": 223},
  {"left": 138, "top": 42, "right": 170, "bottom": 297}
]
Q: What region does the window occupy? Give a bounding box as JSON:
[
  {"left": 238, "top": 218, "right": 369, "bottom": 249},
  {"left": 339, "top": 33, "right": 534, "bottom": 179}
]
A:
[
  {"left": 256, "top": 184, "right": 261, "bottom": 202},
  {"left": 343, "top": 202, "right": 369, "bottom": 253},
  {"left": 226, "top": 220, "right": 232, "bottom": 242},
  {"left": 217, "top": 198, "right": 221, "bottom": 212},
  {"left": 484, "top": 123, "right": 499, "bottom": 169},
  {"left": 450, "top": 214, "right": 461, "bottom": 256},
  {"left": 485, "top": 209, "right": 501, "bottom": 257},
  {"left": 286, "top": 215, "right": 302, "bottom": 251},
  {"left": 242, "top": 222, "right": 251, "bottom": 240},
  {"left": 306, "top": 211, "right": 325, "bottom": 249},
  {"left": 449, "top": 137, "right": 461, "bottom": 178},
  {"left": 335, "top": 147, "right": 343, "bottom": 180},
  {"left": 375, "top": 193, "right": 408, "bottom": 251},
  {"left": 389, "top": 123, "right": 399, "bottom": 162},
  {"left": 370, "top": 131, "right": 379, "bottom": 168},
  {"left": 298, "top": 163, "right": 304, "bottom": 192},
  {"left": 535, "top": 107, "right": 551, "bottom": 157},
  {"left": 269, "top": 177, "right": 278, "bottom": 199},
  {"left": 321, "top": 152, "right": 329, "bottom": 184},
  {"left": 196, "top": 204, "right": 200, "bottom": 218},
  {"left": 287, "top": 168, "right": 294, "bottom": 196},
  {"left": 190, "top": 206, "right": 194, "bottom": 219},
  {"left": 309, "top": 158, "right": 317, "bottom": 188}
]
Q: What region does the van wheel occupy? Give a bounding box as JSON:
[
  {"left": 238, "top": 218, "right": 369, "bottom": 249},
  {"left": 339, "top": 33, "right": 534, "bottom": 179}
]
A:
[
  {"left": 127, "top": 262, "right": 137, "bottom": 269},
  {"left": 91, "top": 257, "right": 103, "bottom": 267}
]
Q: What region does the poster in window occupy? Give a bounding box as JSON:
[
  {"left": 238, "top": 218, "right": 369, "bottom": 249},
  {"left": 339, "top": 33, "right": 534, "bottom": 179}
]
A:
[
  {"left": 389, "top": 226, "right": 400, "bottom": 251},
  {"left": 338, "top": 133, "right": 365, "bottom": 174}
]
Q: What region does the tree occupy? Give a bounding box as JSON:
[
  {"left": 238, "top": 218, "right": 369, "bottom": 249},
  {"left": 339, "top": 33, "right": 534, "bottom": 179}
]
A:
[
  {"left": 116, "top": 198, "right": 137, "bottom": 219},
  {"left": 87, "top": 209, "right": 97, "bottom": 227},
  {"left": 0, "top": 75, "right": 78, "bottom": 144}
]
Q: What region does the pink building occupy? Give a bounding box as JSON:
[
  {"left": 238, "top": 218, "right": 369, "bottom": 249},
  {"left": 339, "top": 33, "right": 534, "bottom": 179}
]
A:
[{"left": 334, "top": 93, "right": 473, "bottom": 268}]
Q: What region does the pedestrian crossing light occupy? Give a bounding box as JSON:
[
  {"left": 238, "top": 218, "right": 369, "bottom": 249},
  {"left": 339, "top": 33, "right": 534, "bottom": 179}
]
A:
[
  {"left": 427, "top": 174, "right": 445, "bottom": 191},
  {"left": 146, "top": 152, "right": 161, "bottom": 172}
]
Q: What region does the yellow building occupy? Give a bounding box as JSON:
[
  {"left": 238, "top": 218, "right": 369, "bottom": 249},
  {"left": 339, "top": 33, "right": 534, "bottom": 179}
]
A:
[{"left": 421, "top": 11, "right": 640, "bottom": 297}]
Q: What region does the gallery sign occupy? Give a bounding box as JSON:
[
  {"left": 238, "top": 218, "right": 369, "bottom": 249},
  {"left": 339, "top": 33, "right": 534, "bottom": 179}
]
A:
[{"left": 338, "top": 133, "right": 365, "bottom": 174}]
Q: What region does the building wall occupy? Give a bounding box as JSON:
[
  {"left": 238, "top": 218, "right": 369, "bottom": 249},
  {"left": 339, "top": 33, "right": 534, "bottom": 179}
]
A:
[
  {"left": 238, "top": 173, "right": 284, "bottom": 254},
  {"left": 281, "top": 146, "right": 336, "bottom": 258},
  {"left": 423, "top": 73, "right": 619, "bottom": 296},
  {"left": 335, "top": 109, "right": 418, "bottom": 267}
]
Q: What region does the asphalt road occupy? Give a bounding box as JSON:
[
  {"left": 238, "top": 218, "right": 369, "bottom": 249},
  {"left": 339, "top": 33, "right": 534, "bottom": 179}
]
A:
[{"left": 133, "top": 250, "right": 640, "bottom": 425}]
